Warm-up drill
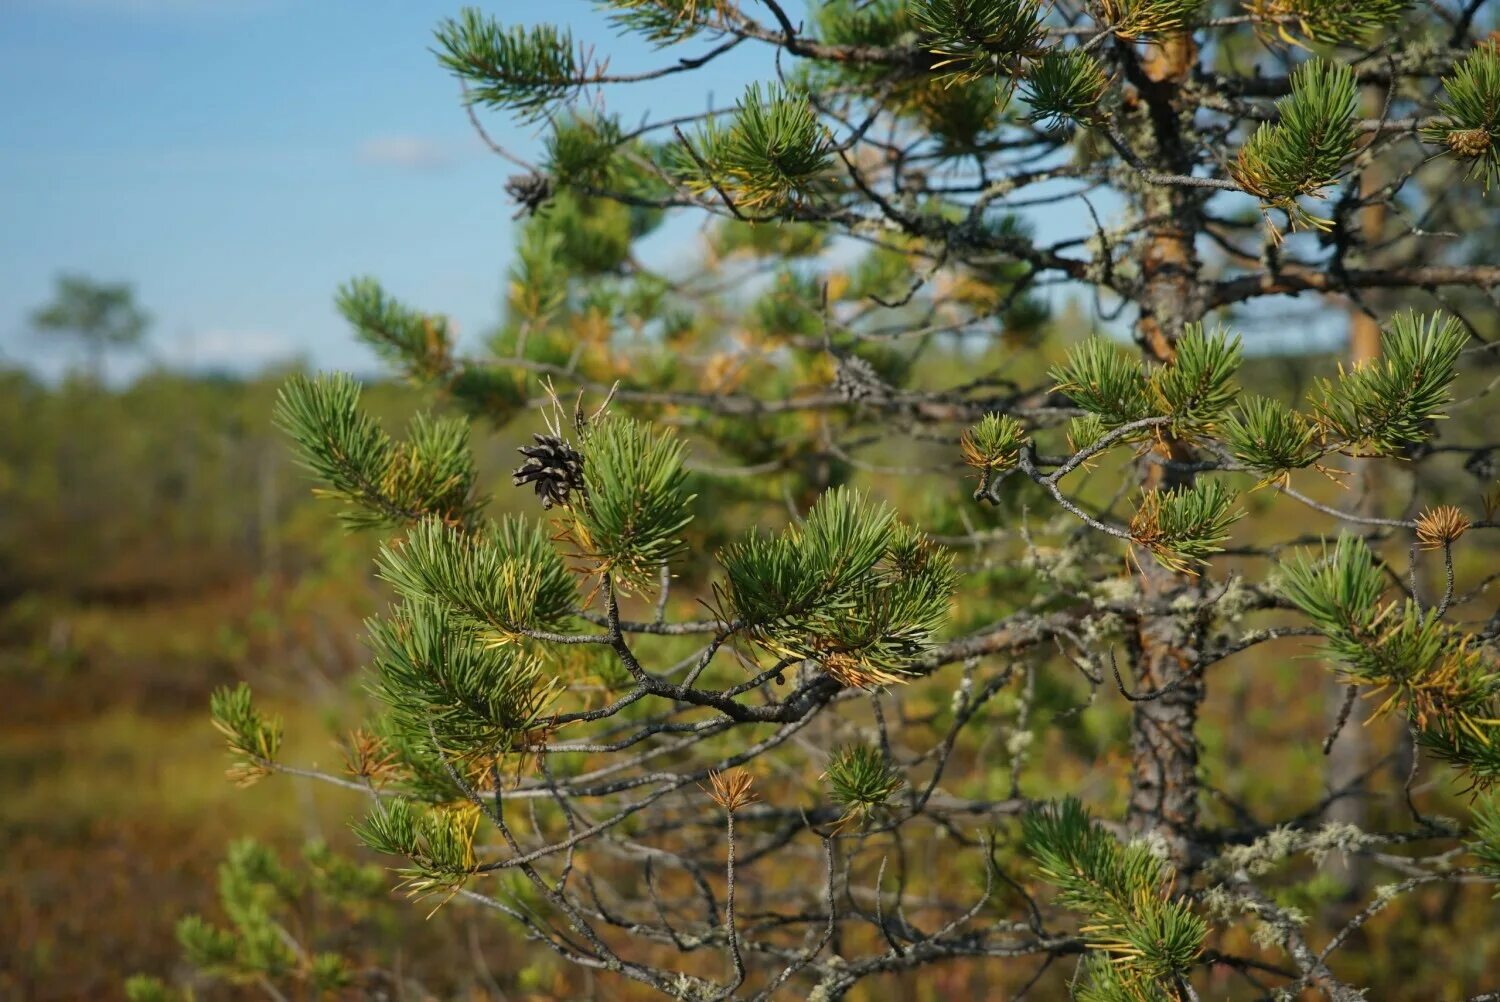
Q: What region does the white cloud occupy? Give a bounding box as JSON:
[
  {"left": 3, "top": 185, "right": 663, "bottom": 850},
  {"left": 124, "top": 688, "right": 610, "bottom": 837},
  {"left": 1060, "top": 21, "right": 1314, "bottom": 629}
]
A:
[
  {"left": 180, "top": 327, "right": 297, "bottom": 369},
  {"left": 356, "top": 135, "right": 455, "bottom": 171}
]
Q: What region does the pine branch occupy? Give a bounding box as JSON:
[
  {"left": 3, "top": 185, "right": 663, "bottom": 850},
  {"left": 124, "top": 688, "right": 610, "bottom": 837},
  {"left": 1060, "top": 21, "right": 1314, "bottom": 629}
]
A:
[
  {"left": 1096, "top": 0, "right": 1204, "bottom": 41},
  {"left": 435, "top": 10, "right": 582, "bottom": 121},
  {"left": 717, "top": 487, "right": 957, "bottom": 687},
  {"left": 1022, "top": 49, "right": 1109, "bottom": 130},
  {"left": 1129, "top": 481, "right": 1244, "bottom": 573},
  {"left": 671, "top": 83, "right": 833, "bottom": 212},
  {"left": 1049, "top": 337, "right": 1155, "bottom": 429},
  {"left": 1231, "top": 59, "right": 1359, "bottom": 232},
  {"left": 367, "top": 600, "right": 561, "bottom": 766},
  {"left": 911, "top": 0, "right": 1046, "bottom": 85},
  {"left": 1310, "top": 310, "right": 1467, "bottom": 456},
  {"left": 572, "top": 416, "right": 695, "bottom": 593},
  {"left": 1150, "top": 323, "right": 1243, "bottom": 439},
  {"left": 1423, "top": 41, "right": 1500, "bottom": 191},
  {"left": 337, "top": 278, "right": 453, "bottom": 381},
  {"left": 210, "top": 683, "right": 282, "bottom": 787},
  {"left": 378, "top": 516, "right": 577, "bottom": 638},
  {"left": 1245, "top": 0, "right": 1411, "bottom": 47},
  {"left": 1222, "top": 395, "right": 1321, "bottom": 478},
  {"left": 1278, "top": 536, "right": 1500, "bottom": 788},
  {"left": 274, "top": 373, "right": 484, "bottom": 530},
  {"left": 1024, "top": 798, "right": 1205, "bottom": 998}
]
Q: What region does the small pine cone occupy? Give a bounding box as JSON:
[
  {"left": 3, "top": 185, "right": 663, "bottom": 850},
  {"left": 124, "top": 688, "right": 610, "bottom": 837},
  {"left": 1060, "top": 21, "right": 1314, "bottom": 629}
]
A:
[
  {"left": 832, "top": 354, "right": 891, "bottom": 403},
  {"left": 513, "top": 433, "right": 585, "bottom": 509},
  {"left": 1446, "top": 128, "right": 1493, "bottom": 159},
  {"left": 505, "top": 171, "right": 554, "bottom": 217}
]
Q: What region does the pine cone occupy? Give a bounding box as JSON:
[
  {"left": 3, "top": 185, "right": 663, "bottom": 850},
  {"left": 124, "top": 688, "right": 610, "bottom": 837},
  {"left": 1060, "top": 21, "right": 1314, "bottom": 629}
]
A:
[
  {"left": 832, "top": 354, "right": 891, "bottom": 403},
  {"left": 505, "top": 171, "right": 554, "bottom": 217},
  {"left": 1446, "top": 127, "right": 1492, "bottom": 159},
  {"left": 513, "top": 434, "right": 585, "bottom": 509}
]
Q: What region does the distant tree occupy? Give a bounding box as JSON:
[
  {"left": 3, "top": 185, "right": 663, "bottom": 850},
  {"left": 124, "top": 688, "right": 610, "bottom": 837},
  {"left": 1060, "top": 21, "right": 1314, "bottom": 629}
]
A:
[
  {"left": 148, "top": 3, "right": 1500, "bottom": 1000},
  {"left": 30, "top": 274, "right": 149, "bottom": 383}
]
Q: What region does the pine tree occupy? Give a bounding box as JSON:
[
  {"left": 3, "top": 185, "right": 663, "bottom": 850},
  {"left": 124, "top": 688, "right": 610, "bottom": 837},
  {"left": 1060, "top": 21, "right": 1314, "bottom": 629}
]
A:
[
  {"left": 172, "top": 3, "right": 1500, "bottom": 998},
  {"left": 29, "top": 273, "right": 150, "bottom": 383}
]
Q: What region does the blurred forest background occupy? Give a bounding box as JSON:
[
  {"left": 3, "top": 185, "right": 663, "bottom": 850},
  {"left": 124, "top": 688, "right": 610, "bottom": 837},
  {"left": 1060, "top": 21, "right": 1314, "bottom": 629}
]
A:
[{"left": 2, "top": 298, "right": 1497, "bottom": 999}]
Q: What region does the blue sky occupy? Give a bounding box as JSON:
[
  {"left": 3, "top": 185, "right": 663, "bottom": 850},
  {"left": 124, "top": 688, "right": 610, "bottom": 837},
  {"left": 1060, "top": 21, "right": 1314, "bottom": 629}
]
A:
[
  {"left": 0, "top": 0, "right": 788, "bottom": 378},
  {"left": 0, "top": 0, "right": 1350, "bottom": 380}
]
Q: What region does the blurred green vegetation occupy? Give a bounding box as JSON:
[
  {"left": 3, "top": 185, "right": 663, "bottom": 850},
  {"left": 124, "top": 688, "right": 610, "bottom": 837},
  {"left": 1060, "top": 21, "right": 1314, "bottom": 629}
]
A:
[{"left": 0, "top": 368, "right": 548, "bottom": 999}]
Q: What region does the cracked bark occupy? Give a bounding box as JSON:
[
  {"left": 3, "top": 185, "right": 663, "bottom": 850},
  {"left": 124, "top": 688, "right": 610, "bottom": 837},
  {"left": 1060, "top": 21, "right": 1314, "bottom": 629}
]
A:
[{"left": 1125, "top": 33, "right": 1209, "bottom": 867}]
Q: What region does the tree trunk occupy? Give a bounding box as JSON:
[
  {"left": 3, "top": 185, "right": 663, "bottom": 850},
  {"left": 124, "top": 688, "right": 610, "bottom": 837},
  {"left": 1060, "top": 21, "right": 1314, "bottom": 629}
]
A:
[
  {"left": 1325, "top": 97, "right": 1387, "bottom": 879},
  {"left": 1125, "top": 34, "right": 1209, "bottom": 866}
]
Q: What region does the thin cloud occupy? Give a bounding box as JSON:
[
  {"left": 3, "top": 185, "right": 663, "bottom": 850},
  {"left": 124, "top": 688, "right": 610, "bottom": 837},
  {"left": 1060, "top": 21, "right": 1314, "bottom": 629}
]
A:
[
  {"left": 181, "top": 327, "right": 296, "bottom": 370},
  {"left": 356, "top": 135, "right": 455, "bottom": 171}
]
